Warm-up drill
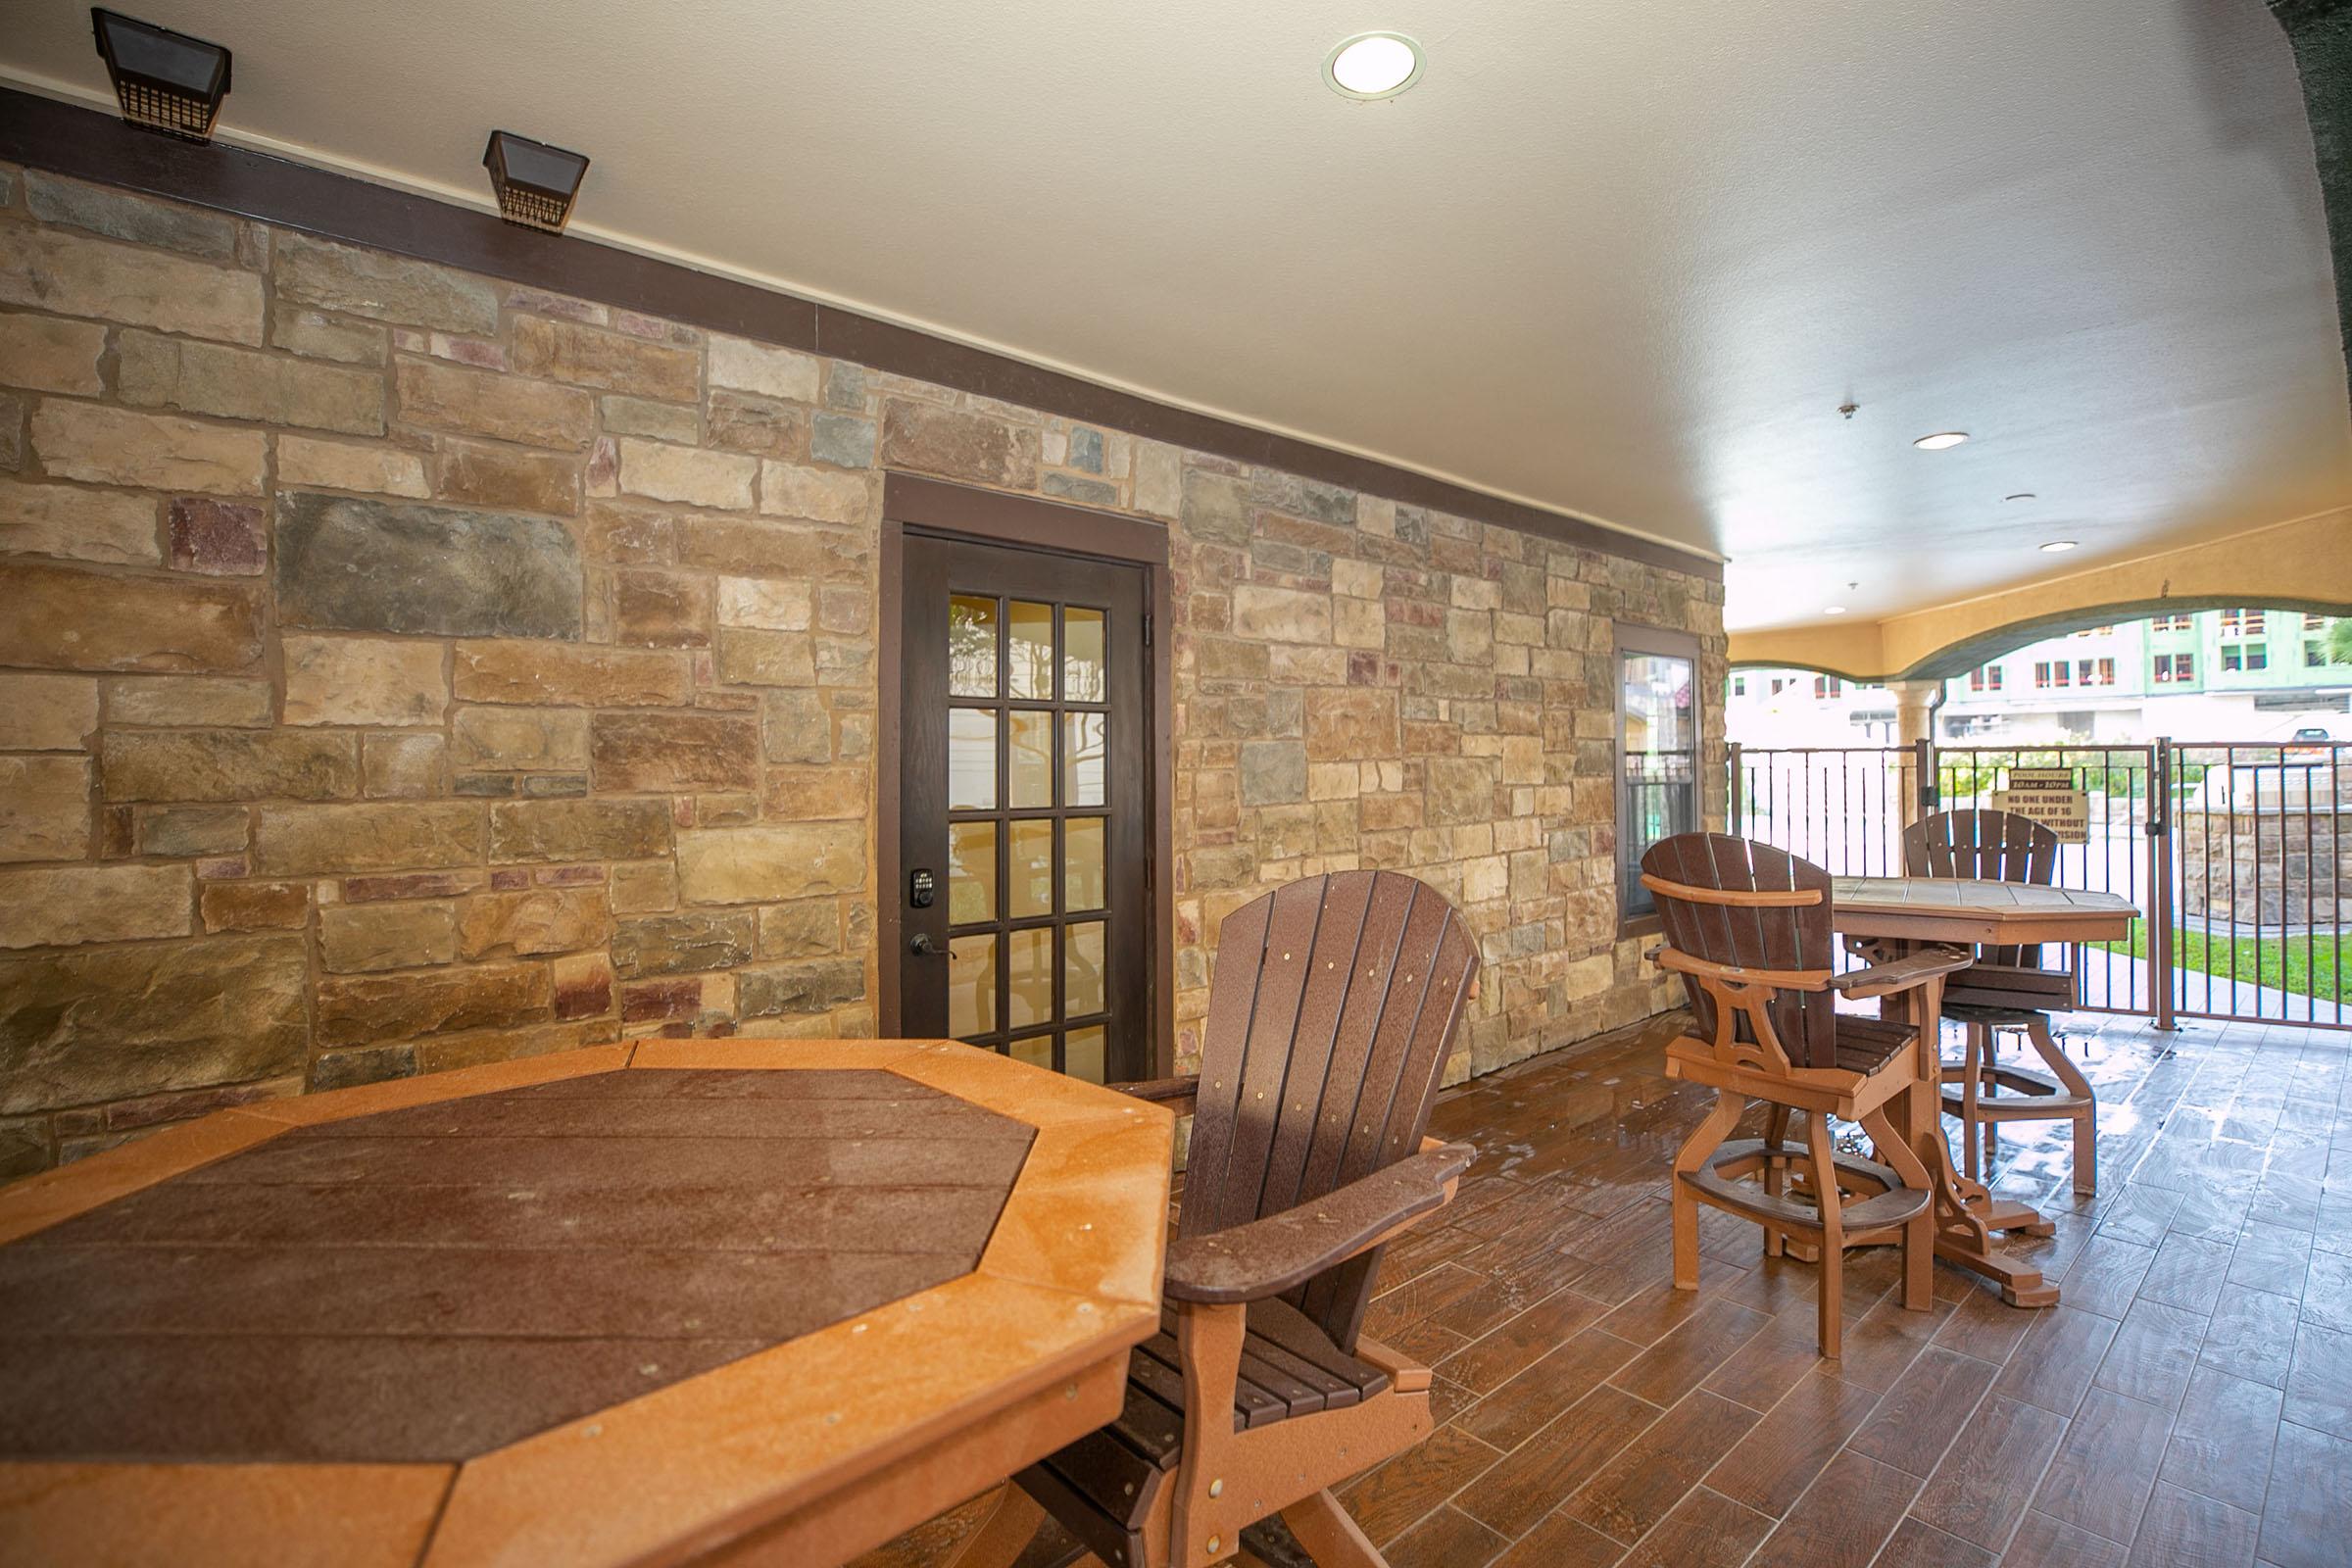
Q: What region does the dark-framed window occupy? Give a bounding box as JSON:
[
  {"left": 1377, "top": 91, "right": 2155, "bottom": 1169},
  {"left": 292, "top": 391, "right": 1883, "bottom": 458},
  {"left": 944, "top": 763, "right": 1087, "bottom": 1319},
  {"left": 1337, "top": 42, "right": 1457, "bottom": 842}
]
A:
[{"left": 1616, "top": 624, "right": 1701, "bottom": 933}]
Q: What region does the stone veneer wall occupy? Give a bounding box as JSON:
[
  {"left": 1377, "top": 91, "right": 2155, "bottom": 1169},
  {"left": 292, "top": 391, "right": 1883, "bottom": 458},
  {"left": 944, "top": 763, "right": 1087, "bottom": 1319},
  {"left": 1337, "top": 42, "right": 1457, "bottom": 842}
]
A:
[{"left": 0, "top": 165, "right": 1725, "bottom": 1176}]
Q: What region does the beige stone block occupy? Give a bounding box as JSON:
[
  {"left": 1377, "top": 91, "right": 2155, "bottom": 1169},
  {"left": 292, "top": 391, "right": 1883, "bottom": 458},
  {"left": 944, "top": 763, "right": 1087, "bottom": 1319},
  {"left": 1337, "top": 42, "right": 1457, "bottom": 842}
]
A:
[
  {"left": 757, "top": 461, "right": 872, "bottom": 524},
  {"left": 762, "top": 764, "right": 869, "bottom": 821},
  {"left": 1305, "top": 688, "right": 1398, "bottom": 761},
  {"left": 270, "top": 306, "right": 386, "bottom": 365},
  {"left": 714, "top": 626, "right": 815, "bottom": 687},
  {"left": 1332, "top": 559, "right": 1385, "bottom": 599},
  {"left": 879, "top": 400, "right": 1041, "bottom": 489},
  {"left": 1231, "top": 584, "right": 1332, "bottom": 644},
  {"left": 600, "top": 395, "right": 699, "bottom": 443},
  {"left": 1333, "top": 597, "right": 1386, "bottom": 649},
  {"left": 451, "top": 707, "right": 590, "bottom": 770},
  {"left": 457, "top": 886, "right": 609, "bottom": 958},
  {"left": 611, "top": 568, "right": 710, "bottom": 648},
  {"left": 135, "top": 803, "right": 249, "bottom": 858},
  {"left": 103, "top": 730, "right": 359, "bottom": 804},
  {"left": 0, "top": 863, "right": 191, "bottom": 948},
  {"left": 314, "top": 961, "right": 552, "bottom": 1048},
  {"left": 274, "top": 233, "right": 499, "bottom": 333},
  {"left": 0, "top": 311, "right": 106, "bottom": 394},
  {"left": 276, "top": 434, "right": 429, "bottom": 498},
  {"left": 488, "top": 798, "right": 671, "bottom": 862},
  {"left": 0, "top": 225, "right": 264, "bottom": 344},
  {"left": 452, "top": 642, "right": 691, "bottom": 708},
  {"left": 676, "top": 822, "right": 865, "bottom": 905},
  {"left": 757, "top": 900, "right": 841, "bottom": 958},
  {"left": 708, "top": 336, "right": 820, "bottom": 402},
  {"left": 364, "top": 732, "right": 446, "bottom": 798},
  {"left": 1306, "top": 761, "right": 1360, "bottom": 803},
  {"left": 1133, "top": 441, "right": 1182, "bottom": 519},
  {"left": 432, "top": 437, "right": 579, "bottom": 515},
  {"left": 0, "top": 673, "right": 97, "bottom": 750},
  {"left": 610, "top": 859, "right": 678, "bottom": 914},
  {"left": 393, "top": 356, "right": 592, "bottom": 449},
  {"left": 0, "top": 756, "right": 88, "bottom": 861},
  {"left": 31, "top": 403, "right": 266, "bottom": 495},
  {"left": 251, "top": 802, "right": 485, "bottom": 875},
  {"left": 677, "top": 516, "right": 871, "bottom": 581},
  {"left": 716, "top": 576, "right": 812, "bottom": 631},
  {"left": 320, "top": 899, "right": 459, "bottom": 972},
  {"left": 104, "top": 676, "right": 273, "bottom": 728},
  {"left": 116, "top": 329, "right": 384, "bottom": 436},
  {"left": 0, "top": 564, "right": 262, "bottom": 674},
  {"left": 512, "top": 314, "right": 700, "bottom": 401},
  {"left": 200, "top": 880, "right": 310, "bottom": 932},
  {"left": 617, "top": 438, "right": 756, "bottom": 511},
  {"left": 282, "top": 636, "right": 449, "bottom": 727},
  {"left": 0, "top": 935, "right": 306, "bottom": 1114}
]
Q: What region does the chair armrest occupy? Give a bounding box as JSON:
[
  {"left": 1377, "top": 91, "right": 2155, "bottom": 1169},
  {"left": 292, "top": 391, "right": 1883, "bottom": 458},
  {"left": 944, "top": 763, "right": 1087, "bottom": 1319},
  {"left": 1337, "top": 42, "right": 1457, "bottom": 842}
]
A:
[
  {"left": 1109, "top": 1074, "right": 1199, "bottom": 1115},
  {"left": 1830, "top": 945, "right": 1974, "bottom": 1001},
  {"left": 1161, "top": 1141, "right": 1475, "bottom": 1304}
]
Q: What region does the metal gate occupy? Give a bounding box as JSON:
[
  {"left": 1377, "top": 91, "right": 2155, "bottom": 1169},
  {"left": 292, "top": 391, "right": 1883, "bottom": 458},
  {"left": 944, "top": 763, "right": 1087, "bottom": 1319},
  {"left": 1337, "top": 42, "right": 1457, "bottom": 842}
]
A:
[{"left": 1727, "top": 739, "right": 2349, "bottom": 1032}]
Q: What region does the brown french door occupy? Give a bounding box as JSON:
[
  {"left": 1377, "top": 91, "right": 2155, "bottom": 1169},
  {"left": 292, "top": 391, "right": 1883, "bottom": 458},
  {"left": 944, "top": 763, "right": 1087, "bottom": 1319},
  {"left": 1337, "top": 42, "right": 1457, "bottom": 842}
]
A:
[{"left": 899, "top": 531, "right": 1152, "bottom": 1082}]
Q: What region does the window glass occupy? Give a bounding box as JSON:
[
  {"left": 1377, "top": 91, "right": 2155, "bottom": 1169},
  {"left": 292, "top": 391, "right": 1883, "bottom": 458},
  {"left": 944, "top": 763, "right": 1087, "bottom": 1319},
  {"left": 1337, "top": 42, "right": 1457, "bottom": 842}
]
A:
[{"left": 1618, "top": 645, "right": 1697, "bottom": 922}]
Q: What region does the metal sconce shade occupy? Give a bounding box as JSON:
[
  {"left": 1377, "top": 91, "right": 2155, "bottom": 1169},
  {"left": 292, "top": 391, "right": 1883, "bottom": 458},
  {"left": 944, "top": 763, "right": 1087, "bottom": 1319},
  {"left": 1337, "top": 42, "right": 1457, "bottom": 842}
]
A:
[
  {"left": 483, "top": 131, "right": 590, "bottom": 234},
  {"left": 91, "top": 8, "right": 231, "bottom": 142}
]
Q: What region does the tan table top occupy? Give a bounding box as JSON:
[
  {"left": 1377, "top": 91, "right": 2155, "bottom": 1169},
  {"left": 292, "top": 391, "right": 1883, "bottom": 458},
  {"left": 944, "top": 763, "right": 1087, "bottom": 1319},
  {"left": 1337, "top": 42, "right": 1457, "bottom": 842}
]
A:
[
  {"left": 0, "top": 1038, "right": 1173, "bottom": 1568},
  {"left": 1832, "top": 875, "right": 2140, "bottom": 943}
]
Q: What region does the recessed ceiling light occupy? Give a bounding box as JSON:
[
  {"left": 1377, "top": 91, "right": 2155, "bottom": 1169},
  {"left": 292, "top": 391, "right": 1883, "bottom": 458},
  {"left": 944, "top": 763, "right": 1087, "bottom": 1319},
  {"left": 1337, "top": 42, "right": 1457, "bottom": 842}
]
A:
[
  {"left": 1823, "top": 606, "right": 1848, "bottom": 615},
  {"left": 1913, "top": 431, "right": 1970, "bottom": 451},
  {"left": 2004, "top": 493, "right": 2036, "bottom": 502},
  {"left": 1324, "top": 32, "right": 1424, "bottom": 99},
  {"left": 2039, "top": 540, "right": 2079, "bottom": 554}
]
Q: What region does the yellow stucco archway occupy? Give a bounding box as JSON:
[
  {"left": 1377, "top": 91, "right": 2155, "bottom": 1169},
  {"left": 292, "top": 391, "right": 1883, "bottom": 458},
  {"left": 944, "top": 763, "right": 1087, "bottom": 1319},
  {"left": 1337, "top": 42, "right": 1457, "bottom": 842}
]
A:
[{"left": 1729, "top": 508, "right": 2352, "bottom": 682}]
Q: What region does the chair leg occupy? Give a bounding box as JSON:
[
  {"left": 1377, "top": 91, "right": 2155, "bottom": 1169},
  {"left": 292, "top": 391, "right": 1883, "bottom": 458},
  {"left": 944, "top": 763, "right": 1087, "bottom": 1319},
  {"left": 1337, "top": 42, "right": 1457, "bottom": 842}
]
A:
[
  {"left": 1761, "top": 1104, "right": 1790, "bottom": 1258},
  {"left": 942, "top": 1482, "right": 1045, "bottom": 1568},
  {"left": 1861, "top": 1102, "right": 1936, "bottom": 1313},
  {"left": 1282, "top": 1488, "right": 1388, "bottom": 1568},
  {"left": 2026, "top": 1017, "right": 2097, "bottom": 1194},
  {"left": 1805, "top": 1110, "right": 1845, "bottom": 1358},
  {"left": 1959, "top": 1024, "right": 1985, "bottom": 1183},
  {"left": 1672, "top": 1093, "right": 1744, "bottom": 1290}
]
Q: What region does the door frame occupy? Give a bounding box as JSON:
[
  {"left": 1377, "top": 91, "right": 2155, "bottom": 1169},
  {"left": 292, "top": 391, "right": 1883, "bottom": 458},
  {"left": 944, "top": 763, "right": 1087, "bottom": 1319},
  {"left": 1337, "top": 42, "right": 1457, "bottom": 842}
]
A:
[{"left": 876, "top": 472, "right": 1175, "bottom": 1076}]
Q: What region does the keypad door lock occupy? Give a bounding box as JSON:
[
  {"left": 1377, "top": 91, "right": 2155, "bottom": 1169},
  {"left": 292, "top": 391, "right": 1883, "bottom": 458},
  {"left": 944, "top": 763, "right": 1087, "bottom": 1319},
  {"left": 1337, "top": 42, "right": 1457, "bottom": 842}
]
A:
[{"left": 909, "top": 867, "right": 936, "bottom": 908}]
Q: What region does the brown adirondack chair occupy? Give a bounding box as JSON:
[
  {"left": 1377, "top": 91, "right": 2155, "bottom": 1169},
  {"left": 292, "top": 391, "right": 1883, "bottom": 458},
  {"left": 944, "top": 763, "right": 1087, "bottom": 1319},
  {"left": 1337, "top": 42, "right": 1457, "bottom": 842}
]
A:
[
  {"left": 1904, "top": 808, "right": 2097, "bottom": 1192},
  {"left": 949, "top": 870, "right": 1481, "bottom": 1568},
  {"left": 1641, "top": 834, "right": 1967, "bottom": 1356}
]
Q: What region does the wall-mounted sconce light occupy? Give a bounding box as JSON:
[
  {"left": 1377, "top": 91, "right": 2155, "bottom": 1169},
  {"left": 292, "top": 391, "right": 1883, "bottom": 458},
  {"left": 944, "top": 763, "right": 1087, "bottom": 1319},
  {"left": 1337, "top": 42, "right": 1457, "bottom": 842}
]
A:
[
  {"left": 91, "top": 8, "right": 232, "bottom": 142},
  {"left": 482, "top": 131, "right": 590, "bottom": 234}
]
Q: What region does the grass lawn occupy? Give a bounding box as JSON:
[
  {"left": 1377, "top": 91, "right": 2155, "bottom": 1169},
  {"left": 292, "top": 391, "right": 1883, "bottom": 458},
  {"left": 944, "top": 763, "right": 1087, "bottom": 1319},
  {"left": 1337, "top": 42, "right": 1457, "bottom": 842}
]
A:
[{"left": 2096, "top": 926, "right": 2349, "bottom": 1005}]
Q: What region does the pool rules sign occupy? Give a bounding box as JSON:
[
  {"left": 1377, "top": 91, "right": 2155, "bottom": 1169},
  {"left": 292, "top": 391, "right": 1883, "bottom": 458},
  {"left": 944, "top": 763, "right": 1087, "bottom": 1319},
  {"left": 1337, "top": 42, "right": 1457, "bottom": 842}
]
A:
[{"left": 1993, "top": 766, "right": 2089, "bottom": 844}]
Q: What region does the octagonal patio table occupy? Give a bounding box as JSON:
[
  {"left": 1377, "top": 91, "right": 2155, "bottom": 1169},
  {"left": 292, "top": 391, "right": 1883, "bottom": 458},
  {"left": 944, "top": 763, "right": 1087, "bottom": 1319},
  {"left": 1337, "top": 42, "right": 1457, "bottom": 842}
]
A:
[{"left": 0, "top": 1038, "right": 1173, "bottom": 1568}]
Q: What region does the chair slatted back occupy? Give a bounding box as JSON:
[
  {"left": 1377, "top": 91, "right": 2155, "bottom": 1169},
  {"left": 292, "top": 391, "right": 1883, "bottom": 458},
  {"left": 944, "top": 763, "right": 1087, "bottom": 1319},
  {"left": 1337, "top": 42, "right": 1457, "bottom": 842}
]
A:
[
  {"left": 1904, "top": 808, "right": 2062, "bottom": 971},
  {"left": 1181, "top": 870, "right": 1479, "bottom": 1350},
  {"left": 1642, "top": 833, "right": 1839, "bottom": 1069}
]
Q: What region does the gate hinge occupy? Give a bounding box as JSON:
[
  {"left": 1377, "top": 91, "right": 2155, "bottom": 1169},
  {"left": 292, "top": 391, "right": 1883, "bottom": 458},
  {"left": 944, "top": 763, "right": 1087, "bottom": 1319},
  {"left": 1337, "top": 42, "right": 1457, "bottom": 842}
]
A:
[{"left": 1142, "top": 613, "right": 1152, "bottom": 649}]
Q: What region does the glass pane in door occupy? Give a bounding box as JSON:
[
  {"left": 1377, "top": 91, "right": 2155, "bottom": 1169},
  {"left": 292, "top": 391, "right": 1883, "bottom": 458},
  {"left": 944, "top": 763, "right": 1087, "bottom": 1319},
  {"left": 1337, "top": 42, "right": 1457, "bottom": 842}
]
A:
[
  {"left": 949, "top": 596, "right": 998, "bottom": 697},
  {"left": 1008, "top": 601, "right": 1054, "bottom": 700}
]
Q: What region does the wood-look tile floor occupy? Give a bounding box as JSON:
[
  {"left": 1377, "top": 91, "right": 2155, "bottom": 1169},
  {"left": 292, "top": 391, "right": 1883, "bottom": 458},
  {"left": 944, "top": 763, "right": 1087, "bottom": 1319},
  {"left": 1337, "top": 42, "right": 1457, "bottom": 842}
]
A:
[{"left": 855, "top": 1010, "right": 2352, "bottom": 1568}]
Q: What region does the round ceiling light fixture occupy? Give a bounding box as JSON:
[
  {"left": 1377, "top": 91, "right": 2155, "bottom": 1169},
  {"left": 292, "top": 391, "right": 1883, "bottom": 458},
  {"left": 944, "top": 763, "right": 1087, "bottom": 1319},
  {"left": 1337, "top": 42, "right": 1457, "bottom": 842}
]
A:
[
  {"left": 2039, "top": 540, "right": 2079, "bottom": 554},
  {"left": 2004, "top": 493, "right": 2036, "bottom": 502},
  {"left": 1324, "top": 31, "right": 1425, "bottom": 99},
  {"left": 1913, "top": 431, "right": 1970, "bottom": 451},
  {"left": 1823, "top": 606, "right": 1848, "bottom": 615}
]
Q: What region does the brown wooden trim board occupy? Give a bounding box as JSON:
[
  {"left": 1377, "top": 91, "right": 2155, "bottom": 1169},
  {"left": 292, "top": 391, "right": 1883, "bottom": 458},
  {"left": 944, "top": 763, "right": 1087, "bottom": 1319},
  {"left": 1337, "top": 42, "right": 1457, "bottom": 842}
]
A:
[{"left": 0, "top": 84, "right": 1719, "bottom": 582}]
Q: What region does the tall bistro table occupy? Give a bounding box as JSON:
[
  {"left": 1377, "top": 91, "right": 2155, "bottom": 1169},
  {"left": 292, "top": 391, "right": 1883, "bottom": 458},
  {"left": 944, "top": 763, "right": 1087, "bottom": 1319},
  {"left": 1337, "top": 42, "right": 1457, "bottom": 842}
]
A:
[
  {"left": 0, "top": 1038, "right": 1174, "bottom": 1568},
  {"left": 1831, "top": 876, "right": 2138, "bottom": 1305}
]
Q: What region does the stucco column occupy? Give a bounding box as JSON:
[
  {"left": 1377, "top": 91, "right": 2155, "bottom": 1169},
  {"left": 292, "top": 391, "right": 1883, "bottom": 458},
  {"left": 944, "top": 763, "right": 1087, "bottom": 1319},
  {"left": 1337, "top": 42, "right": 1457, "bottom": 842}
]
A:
[{"left": 1886, "top": 679, "right": 1941, "bottom": 827}]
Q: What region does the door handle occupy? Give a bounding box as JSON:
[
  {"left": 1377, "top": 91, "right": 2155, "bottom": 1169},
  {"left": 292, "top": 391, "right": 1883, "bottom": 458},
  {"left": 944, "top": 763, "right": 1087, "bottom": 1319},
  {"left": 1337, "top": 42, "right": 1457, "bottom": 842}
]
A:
[{"left": 908, "top": 933, "right": 941, "bottom": 957}]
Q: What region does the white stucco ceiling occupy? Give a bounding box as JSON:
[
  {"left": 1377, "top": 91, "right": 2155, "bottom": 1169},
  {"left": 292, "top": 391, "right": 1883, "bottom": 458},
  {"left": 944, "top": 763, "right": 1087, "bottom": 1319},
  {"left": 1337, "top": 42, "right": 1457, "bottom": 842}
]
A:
[{"left": 7, "top": 0, "right": 2347, "bottom": 629}]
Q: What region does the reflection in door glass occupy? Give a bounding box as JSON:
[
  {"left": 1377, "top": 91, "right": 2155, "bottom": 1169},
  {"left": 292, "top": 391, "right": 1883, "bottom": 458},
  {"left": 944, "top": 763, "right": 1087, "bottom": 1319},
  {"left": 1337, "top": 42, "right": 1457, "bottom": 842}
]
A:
[
  {"left": 1008, "top": 710, "right": 1053, "bottom": 808},
  {"left": 1064, "top": 608, "right": 1104, "bottom": 703},
  {"left": 1065, "top": 1026, "right": 1105, "bottom": 1084},
  {"left": 948, "top": 821, "right": 997, "bottom": 925},
  {"left": 1064, "top": 817, "right": 1104, "bottom": 911},
  {"left": 1619, "top": 650, "right": 1697, "bottom": 919},
  {"left": 1007, "top": 819, "right": 1054, "bottom": 918},
  {"left": 1063, "top": 712, "right": 1106, "bottom": 807},
  {"left": 949, "top": 595, "right": 998, "bottom": 698},
  {"left": 947, "top": 934, "right": 996, "bottom": 1037},
  {"left": 947, "top": 709, "right": 997, "bottom": 809},
  {"left": 1009, "top": 1035, "right": 1053, "bottom": 1070},
  {"left": 1007, "top": 927, "right": 1053, "bottom": 1030},
  {"left": 1065, "top": 920, "right": 1105, "bottom": 1018},
  {"left": 1008, "top": 600, "right": 1054, "bottom": 700}
]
